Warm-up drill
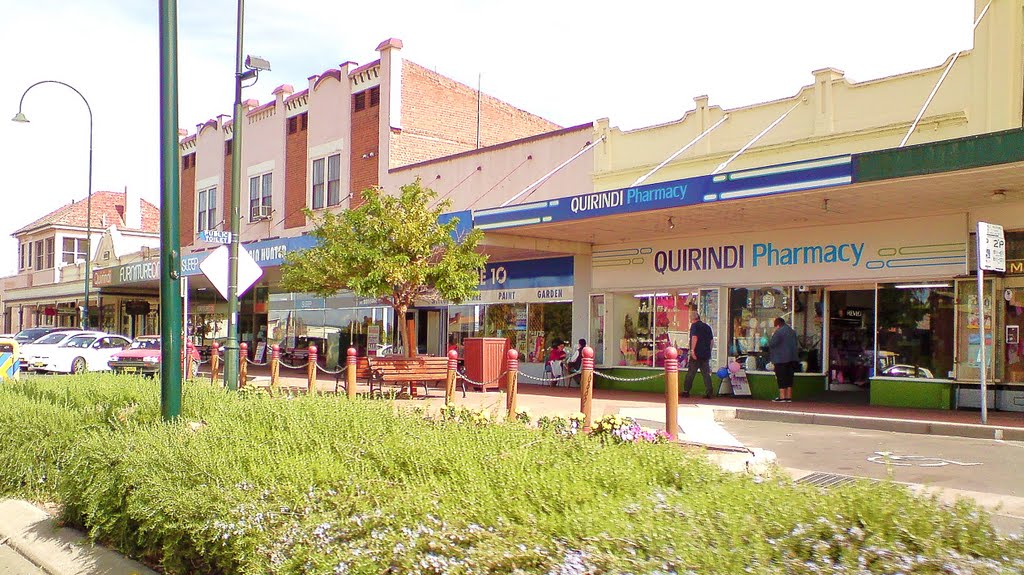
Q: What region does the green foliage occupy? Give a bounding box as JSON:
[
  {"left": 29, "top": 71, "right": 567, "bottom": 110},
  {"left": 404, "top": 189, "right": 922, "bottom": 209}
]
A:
[
  {"left": 280, "top": 179, "right": 487, "bottom": 309},
  {"left": 1, "top": 374, "right": 1023, "bottom": 574}
]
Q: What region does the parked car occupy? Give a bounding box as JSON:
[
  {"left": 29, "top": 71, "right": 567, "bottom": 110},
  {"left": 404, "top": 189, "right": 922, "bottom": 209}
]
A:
[
  {"left": 28, "top": 333, "right": 131, "bottom": 374},
  {"left": 12, "top": 326, "right": 79, "bottom": 345},
  {"left": 881, "top": 364, "right": 935, "bottom": 379},
  {"left": 108, "top": 336, "right": 201, "bottom": 377},
  {"left": 19, "top": 330, "right": 104, "bottom": 371}
]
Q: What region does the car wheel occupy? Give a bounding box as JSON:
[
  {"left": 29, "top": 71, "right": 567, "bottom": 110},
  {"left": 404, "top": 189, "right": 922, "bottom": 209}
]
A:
[{"left": 71, "top": 357, "right": 87, "bottom": 374}]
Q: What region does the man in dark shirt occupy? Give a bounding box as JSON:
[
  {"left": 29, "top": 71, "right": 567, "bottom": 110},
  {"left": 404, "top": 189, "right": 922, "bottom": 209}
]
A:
[{"left": 683, "top": 313, "right": 715, "bottom": 399}]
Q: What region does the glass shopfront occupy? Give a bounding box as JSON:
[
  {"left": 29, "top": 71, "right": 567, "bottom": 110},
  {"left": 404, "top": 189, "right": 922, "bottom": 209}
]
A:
[
  {"left": 729, "top": 286, "right": 823, "bottom": 375},
  {"left": 447, "top": 301, "right": 572, "bottom": 365},
  {"left": 267, "top": 292, "right": 393, "bottom": 368}
]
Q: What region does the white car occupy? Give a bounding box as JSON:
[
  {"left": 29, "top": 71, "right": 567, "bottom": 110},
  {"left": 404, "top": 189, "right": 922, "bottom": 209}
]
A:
[{"left": 23, "top": 331, "right": 130, "bottom": 374}]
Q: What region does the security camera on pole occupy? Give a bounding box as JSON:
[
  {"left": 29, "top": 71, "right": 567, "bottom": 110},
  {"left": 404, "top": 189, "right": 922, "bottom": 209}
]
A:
[{"left": 224, "top": 0, "right": 270, "bottom": 391}]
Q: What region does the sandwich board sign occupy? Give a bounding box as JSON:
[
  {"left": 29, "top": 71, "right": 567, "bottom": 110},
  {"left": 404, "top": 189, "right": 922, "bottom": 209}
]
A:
[{"left": 199, "top": 245, "right": 263, "bottom": 300}]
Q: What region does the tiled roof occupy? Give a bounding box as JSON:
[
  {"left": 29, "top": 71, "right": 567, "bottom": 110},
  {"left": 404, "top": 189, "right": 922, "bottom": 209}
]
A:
[{"left": 13, "top": 191, "right": 160, "bottom": 236}]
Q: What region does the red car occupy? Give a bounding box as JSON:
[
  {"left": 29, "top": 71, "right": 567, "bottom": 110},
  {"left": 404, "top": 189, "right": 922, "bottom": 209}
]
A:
[{"left": 108, "top": 336, "right": 201, "bottom": 377}]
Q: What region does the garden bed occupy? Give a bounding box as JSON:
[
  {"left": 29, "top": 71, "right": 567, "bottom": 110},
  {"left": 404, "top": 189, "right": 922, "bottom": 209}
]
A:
[{"left": 1, "top": 374, "right": 1021, "bottom": 574}]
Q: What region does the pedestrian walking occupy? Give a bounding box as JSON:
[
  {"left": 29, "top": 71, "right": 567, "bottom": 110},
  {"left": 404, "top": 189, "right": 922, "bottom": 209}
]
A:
[
  {"left": 769, "top": 317, "right": 799, "bottom": 402},
  {"left": 683, "top": 313, "right": 715, "bottom": 398}
]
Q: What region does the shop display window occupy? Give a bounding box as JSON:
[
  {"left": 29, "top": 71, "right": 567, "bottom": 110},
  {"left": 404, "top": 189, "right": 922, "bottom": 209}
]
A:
[
  {"left": 955, "top": 279, "right": 998, "bottom": 381},
  {"left": 616, "top": 292, "right": 698, "bottom": 368},
  {"left": 728, "top": 286, "right": 791, "bottom": 371},
  {"left": 876, "top": 282, "right": 955, "bottom": 380}
]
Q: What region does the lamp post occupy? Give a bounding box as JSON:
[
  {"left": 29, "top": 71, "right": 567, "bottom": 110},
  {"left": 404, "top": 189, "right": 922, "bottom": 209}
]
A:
[
  {"left": 12, "top": 81, "right": 94, "bottom": 330},
  {"left": 224, "top": 0, "right": 270, "bottom": 390}
]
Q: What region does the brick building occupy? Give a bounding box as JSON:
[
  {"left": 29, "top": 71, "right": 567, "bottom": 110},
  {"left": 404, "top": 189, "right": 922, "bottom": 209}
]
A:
[{"left": 1, "top": 190, "right": 159, "bottom": 334}]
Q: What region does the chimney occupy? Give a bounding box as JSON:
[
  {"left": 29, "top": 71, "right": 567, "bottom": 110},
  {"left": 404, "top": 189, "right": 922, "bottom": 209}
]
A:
[{"left": 124, "top": 186, "right": 142, "bottom": 229}]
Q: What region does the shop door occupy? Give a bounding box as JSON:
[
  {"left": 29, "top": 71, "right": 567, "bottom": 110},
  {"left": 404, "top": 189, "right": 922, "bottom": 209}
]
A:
[{"left": 827, "top": 290, "right": 875, "bottom": 388}]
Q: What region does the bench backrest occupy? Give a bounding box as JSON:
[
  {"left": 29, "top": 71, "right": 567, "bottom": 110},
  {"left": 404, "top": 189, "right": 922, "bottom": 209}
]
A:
[{"left": 369, "top": 355, "right": 450, "bottom": 380}]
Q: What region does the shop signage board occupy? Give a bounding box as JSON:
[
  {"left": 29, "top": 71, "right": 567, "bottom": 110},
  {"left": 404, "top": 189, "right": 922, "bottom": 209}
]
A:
[
  {"left": 182, "top": 234, "right": 318, "bottom": 277},
  {"left": 592, "top": 214, "right": 967, "bottom": 289},
  {"left": 474, "top": 156, "right": 852, "bottom": 230},
  {"left": 93, "top": 259, "right": 161, "bottom": 287},
  {"left": 424, "top": 256, "right": 575, "bottom": 306}
]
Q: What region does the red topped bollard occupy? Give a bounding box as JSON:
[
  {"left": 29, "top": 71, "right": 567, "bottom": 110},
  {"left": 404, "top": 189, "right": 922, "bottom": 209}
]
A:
[
  {"left": 346, "top": 347, "right": 358, "bottom": 399},
  {"left": 210, "top": 342, "right": 221, "bottom": 385},
  {"left": 239, "top": 342, "right": 248, "bottom": 389},
  {"left": 270, "top": 344, "right": 281, "bottom": 394},
  {"left": 580, "top": 346, "right": 594, "bottom": 431},
  {"left": 505, "top": 349, "right": 519, "bottom": 418},
  {"left": 445, "top": 349, "right": 459, "bottom": 406},
  {"left": 307, "top": 345, "right": 318, "bottom": 396},
  {"left": 663, "top": 346, "right": 679, "bottom": 440}
]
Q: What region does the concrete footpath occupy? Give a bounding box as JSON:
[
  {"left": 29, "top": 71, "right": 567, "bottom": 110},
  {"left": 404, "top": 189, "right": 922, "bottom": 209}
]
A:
[{"left": 0, "top": 500, "right": 156, "bottom": 575}]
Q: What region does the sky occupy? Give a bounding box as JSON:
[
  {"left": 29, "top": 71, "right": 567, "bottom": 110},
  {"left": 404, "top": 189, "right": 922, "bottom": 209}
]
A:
[{"left": 0, "top": 0, "right": 974, "bottom": 277}]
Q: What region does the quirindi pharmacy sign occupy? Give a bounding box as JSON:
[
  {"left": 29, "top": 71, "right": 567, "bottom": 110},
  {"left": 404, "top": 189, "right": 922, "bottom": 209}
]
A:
[{"left": 593, "top": 214, "right": 967, "bottom": 289}]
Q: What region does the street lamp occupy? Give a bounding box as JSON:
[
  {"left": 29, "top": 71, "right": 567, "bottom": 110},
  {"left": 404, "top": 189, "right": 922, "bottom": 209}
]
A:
[
  {"left": 12, "top": 81, "right": 94, "bottom": 330},
  {"left": 224, "top": 0, "right": 271, "bottom": 390}
]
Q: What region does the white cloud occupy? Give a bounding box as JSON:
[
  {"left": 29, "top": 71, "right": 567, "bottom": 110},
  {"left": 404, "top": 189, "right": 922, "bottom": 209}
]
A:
[{"left": 0, "top": 0, "right": 973, "bottom": 277}]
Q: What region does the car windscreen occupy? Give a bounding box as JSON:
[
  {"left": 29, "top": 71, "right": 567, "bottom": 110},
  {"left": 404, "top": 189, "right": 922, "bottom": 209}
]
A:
[
  {"left": 130, "top": 340, "right": 161, "bottom": 350},
  {"left": 63, "top": 336, "right": 97, "bottom": 348},
  {"left": 35, "top": 333, "right": 69, "bottom": 345},
  {"left": 16, "top": 329, "right": 51, "bottom": 342}
]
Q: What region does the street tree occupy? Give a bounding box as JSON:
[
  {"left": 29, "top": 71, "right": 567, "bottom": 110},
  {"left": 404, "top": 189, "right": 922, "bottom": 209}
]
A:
[{"left": 281, "top": 178, "right": 486, "bottom": 357}]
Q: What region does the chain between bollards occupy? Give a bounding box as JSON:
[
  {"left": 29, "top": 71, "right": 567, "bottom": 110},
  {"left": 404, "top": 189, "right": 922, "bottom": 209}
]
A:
[
  {"left": 664, "top": 346, "right": 679, "bottom": 440},
  {"left": 505, "top": 348, "right": 519, "bottom": 419},
  {"left": 307, "top": 345, "right": 318, "bottom": 396},
  {"left": 580, "top": 346, "right": 594, "bottom": 431}
]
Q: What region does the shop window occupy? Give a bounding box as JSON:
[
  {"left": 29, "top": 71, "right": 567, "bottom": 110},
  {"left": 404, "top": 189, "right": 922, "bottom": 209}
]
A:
[
  {"left": 615, "top": 292, "right": 699, "bottom": 368},
  {"left": 589, "top": 295, "right": 604, "bottom": 365},
  {"left": 728, "top": 286, "right": 791, "bottom": 371},
  {"left": 447, "top": 305, "right": 482, "bottom": 354},
  {"left": 955, "top": 279, "right": 997, "bottom": 381},
  {"left": 875, "top": 283, "right": 955, "bottom": 380}
]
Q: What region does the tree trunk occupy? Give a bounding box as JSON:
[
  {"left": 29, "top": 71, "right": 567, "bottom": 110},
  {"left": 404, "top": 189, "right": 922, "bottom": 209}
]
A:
[{"left": 396, "top": 304, "right": 415, "bottom": 358}]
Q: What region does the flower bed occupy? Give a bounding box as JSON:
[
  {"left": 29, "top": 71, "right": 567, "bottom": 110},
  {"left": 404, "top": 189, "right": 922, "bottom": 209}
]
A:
[{"left": 0, "top": 374, "right": 1022, "bottom": 574}]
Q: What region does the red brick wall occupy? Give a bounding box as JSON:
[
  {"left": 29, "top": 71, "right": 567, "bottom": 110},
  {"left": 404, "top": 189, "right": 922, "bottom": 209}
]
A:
[
  {"left": 349, "top": 100, "right": 380, "bottom": 208},
  {"left": 223, "top": 143, "right": 233, "bottom": 232},
  {"left": 392, "top": 61, "right": 561, "bottom": 167},
  {"left": 180, "top": 153, "right": 196, "bottom": 247},
  {"left": 284, "top": 113, "right": 308, "bottom": 228}
]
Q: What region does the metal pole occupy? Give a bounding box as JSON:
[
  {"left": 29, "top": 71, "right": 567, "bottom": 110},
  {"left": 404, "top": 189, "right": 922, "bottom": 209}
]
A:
[
  {"left": 158, "top": 0, "right": 183, "bottom": 420},
  {"left": 978, "top": 269, "right": 988, "bottom": 424},
  {"left": 224, "top": 0, "right": 246, "bottom": 391},
  {"left": 12, "top": 81, "right": 94, "bottom": 329}
]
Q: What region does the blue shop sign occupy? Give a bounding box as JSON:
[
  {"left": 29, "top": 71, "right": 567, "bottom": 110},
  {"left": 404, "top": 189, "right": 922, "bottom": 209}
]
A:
[
  {"left": 438, "top": 210, "right": 473, "bottom": 241},
  {"left": 477, "top": 256, "right": 574, "bottom": 290},
  {"left": 473, "top": 155, "right": 852, "bottom": 231},
  {"left": 182, "top": 234, "right": 318, "bottom": 277}
]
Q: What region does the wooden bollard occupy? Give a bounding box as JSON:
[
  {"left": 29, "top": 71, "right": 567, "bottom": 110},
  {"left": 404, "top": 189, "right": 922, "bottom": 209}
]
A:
[
  {"left": 185, "top": 342, "right": 195, "bottom": 379},
  {"left": 505, "top": 348, "right": 519, "bottom": 418},
  {"left": 210, "top": 342, "right": 221, "bottom": 385},
  {"left": 239, "top": 342, "right": 248, "bottom": 389},
  {"left": 664, "top": 346, "right": 679, "bottom": 440},
  {"left": 270, "top": 344, "right": 280, "bottom": 394},
  {"left": 445, "top": 349, "right": 459, "bottom": 406},
  {"left": 346, "top": 347, "right": 357, "bottom": 400},
  {"left": 580, "top": 346, "right": 594, "bottom": 431},
  {"left": 307, "top": 345, "right": 318, "bottom": 396}
]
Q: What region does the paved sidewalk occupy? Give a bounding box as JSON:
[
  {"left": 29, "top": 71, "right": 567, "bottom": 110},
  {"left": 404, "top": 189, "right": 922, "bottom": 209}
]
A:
[{"left": 0, "top": 500, "right": 156, "bottom": 575}]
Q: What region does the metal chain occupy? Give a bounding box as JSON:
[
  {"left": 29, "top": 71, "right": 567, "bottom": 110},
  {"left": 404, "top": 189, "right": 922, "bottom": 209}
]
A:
[
  {"left": 279, "top": 360, "right": 308, "bottom": 370},
  {"left": 518, "top": 369, "right": 581, "bottom": 383},
  {"left": 593, "top": 370, "right": 665, "bottom": 383},
  {"left": 458, "top": 370, "right": 509, "bottom": 387},
  {"left": 245, "top": 357, "right": 270, "bottom": 367},
  {"left": 315, "top": 363, "right": 345, "bottom": 375}
]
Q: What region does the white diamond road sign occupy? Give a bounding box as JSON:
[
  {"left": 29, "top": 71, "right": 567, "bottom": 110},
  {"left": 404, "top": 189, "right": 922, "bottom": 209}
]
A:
[
  {"left": 199, "top": 245, "right": 263, "bottom": 300},
  {"left": 978, "top": 221, "right": 1006, "bottom": 273}
]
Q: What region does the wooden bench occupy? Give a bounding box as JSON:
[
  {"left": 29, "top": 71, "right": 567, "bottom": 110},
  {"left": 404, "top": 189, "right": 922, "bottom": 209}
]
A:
[{"left": 333, "top": 355, "right": 466, "bottom": 397}]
